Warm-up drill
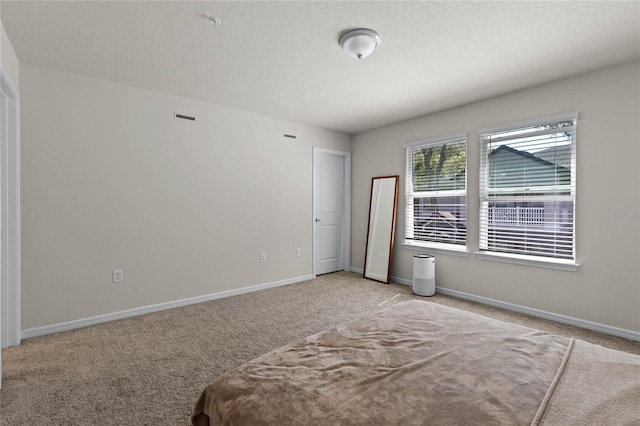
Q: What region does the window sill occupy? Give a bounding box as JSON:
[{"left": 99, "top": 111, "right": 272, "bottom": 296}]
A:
[
  {"left": 474, "top": 251, "right": 579, "bottom": 271},
  {"left": 402, "top": 242, "right": 469, "bottom": 257}
]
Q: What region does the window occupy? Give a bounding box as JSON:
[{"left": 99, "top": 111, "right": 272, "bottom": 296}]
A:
[
  {"left": 478, "top": 113, "right": 578, "bottom": 263},
  {"left": 404, "top": 132, "right": 467, "bottom": 251}
]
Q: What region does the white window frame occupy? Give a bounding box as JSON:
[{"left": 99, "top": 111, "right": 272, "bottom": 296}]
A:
[
  {"left": 402, "top": 132, "right": 468, "bottom": 256},
  {"left": 476, "top": 112, "right": 579, "bottom": 271}
]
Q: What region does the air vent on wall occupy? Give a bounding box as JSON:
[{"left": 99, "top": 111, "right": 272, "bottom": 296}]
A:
[{"left": 175, "top": 113, "right": 196, "bottom": 121}]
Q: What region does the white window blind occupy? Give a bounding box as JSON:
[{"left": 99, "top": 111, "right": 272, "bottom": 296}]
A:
[
  {"left": 404, "top": 133, "right": 467, "bottom": 249},
  {"left": 478, "top": 113, "right": 578, "bottom": 261}
]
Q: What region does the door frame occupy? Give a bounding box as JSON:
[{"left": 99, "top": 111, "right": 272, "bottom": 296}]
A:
[
  {"left": 312, "top": 147, "right": 351, "bottom": 277},
  {"left": 0, "top": 69, "right": 22, "bottom": 356}
]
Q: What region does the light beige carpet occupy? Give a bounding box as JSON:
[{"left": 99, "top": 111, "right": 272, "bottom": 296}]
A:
[{"left": 1, "top": 271, "right": 639, "bottom": 425}]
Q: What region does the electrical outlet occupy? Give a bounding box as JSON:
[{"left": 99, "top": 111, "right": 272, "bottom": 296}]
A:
[
  {"left": 112, "top": 269, "right": 123, "bottom": 283},
  {"left": 260, "top": 252, "right": 266, "bottom": 262},
  {"left": 296, "top": 248, "right": 301, "bottom": 257}
]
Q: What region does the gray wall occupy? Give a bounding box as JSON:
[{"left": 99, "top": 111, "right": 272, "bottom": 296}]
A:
[
  {"left": 352, "top": 61, "right": 640, "bottom": 332},
  {"left": 16, "top": 58, "right": 640, "bottom": 335},
  {"left": 20, "top": 64, "right": 351, "bottom": 330}
]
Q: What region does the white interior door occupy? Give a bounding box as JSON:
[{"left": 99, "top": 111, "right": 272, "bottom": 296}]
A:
[
  {"left": 0, "top": 89, "right": 4, "bottom": 389},
  {"left": 313, "top": 148, "right": 350, "bottom": 276},
  {"left": 0, "top": 71, "right": 22, "bottom": 390}
]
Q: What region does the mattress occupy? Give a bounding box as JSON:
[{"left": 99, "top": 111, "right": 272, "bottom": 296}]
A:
[{"left": 192, "top": 300, "right": 640, "bottom": 425}]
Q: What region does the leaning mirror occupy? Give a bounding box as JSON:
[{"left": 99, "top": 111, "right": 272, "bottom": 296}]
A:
[{"left": 363, "top": 176, "right": 399, "bottom": 284}]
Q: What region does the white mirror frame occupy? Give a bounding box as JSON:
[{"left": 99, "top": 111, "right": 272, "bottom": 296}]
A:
[{"left": 363, "top": 176, "right": 399, "bottom": 284}]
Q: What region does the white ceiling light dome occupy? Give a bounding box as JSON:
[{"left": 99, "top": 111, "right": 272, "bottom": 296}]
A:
[{"left": 339, "top": 28, "right": 381, "bottom": 59}]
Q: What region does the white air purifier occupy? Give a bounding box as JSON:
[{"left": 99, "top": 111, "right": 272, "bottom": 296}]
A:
[{"left": 413, "top": 254, "right": 435, "bottom": 296}]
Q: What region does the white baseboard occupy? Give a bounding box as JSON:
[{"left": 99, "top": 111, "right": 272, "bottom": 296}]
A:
[
  {"left": 389, "top": 275, "right": 640, "bottom": 342},
  {"left": 390, "top": 275, "right": 412, "bottom": 286},
  {"left": 22, "top": 274, "right": 314, "bottom": 340},
  {"left": 27, "top": 271, "right": 637, "bottom": 342}
]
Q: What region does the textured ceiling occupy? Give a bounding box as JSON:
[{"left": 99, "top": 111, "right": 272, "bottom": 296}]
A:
[{"left": 2, "top": 1, "right": 639, "bottom": 134}]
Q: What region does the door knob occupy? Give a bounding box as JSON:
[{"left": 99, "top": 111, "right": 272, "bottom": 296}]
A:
[{"left": 315, "top": 218, "right": 323, "bottom": 222}]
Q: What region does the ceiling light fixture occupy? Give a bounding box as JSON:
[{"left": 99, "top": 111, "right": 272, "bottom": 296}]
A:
[{"left": 339, "top": 28, "right": 380, "bottom": 59}]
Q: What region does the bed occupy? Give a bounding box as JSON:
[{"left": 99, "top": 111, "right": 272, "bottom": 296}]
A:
[{"left": 191, "top": 300, "right": 640, "bottom": 425}]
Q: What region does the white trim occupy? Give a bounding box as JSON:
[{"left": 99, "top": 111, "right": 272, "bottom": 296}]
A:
[
  {"left": 389, "top": 279, "right": 639, "bottom": 342},
  {"left": 350, "top": 267, "right": 364, "bottom": 275},
  {"left": 344, "top": 153, "right": 352, "bottom": 271},
  {"left": 477, "top": 111, "right": 579, "bottom": 135},
  {"left": 391, "top": 275, "right": 412, "bottom": 286},
  {"left": 487, "top": 125, "right": 576, "bottom": 144},
  {"left": 475, "top": 251, "right": 579, "bottom": 271},
  {"left": 0, "top": 69, "right": 18, "bottom": 99},
  {"left": 403, "top": 131, "right": 468, "bottom": 149},
  {"left": 402, "top": 242, "right": 469, "bottom": 257},
  {"left": 0, "top": 69, "right": 21, "bottom": 349},
  {"left": 312, "top": 147, "right": 352, "bottom": 275},
  {"left": 434, "top": 287, "right": 639, "bottom": 342},
  {"left": 22, "top": 274, "right": 314, "bottom": 340}
]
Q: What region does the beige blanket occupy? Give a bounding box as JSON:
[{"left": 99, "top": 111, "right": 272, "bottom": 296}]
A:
[
  {"left": 533, "top": 338, "right": 640, "bottom": 425},
  {"left": 192, "top": 300, "right": 640, "bottom": 425}
]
